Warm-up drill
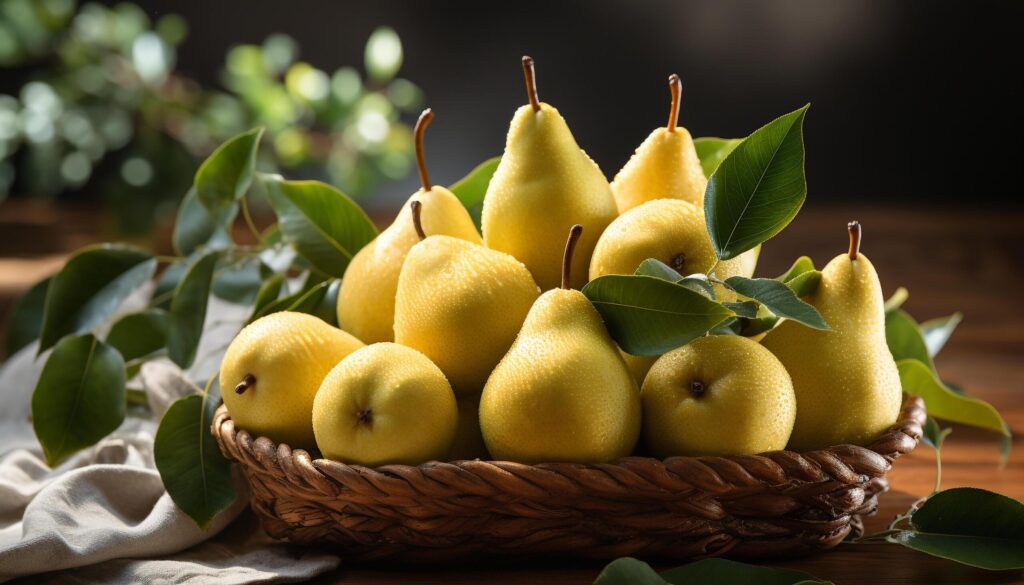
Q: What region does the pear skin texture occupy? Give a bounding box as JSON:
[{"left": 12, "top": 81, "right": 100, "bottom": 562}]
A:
[
  {"left": 611, "top": 126, "right": 707, "bottom": 213},
  {"left": 481, "top": 103, "right": 618, "bottom": 290},
  {"left": 337, "top": 186, "right": 481, "bottom": 344},
  {"left": 761, "top": 252, "right": 903, "bottom": 451},
  {"left": 221, "top": 312, "right": 364, "bottom": 449},
  {"left": 394, "top": 236, "right": 540, "bottom": 395},
  {"left": 479, "top": 289, "right": 642, "bottom": 463},
  {"left": 312, "top": 343, "right": 457, "bottom": 466},
  {"left": 641, "top": 335, "right": 796, "bottom": 457},
  {"left": 446, "top": 393, "right": 489, "bottom": 460}
]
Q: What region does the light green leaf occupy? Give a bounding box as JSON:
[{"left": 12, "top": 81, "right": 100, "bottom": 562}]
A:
[
  {"left": 888, "top": 488, "right": 1024, "bottom": 570},
  {"left": 154, "top": 387, "right": 236, "bottom": 529},
  {"left": 920, "top": 312, "right": 963, "bottom": 358},
  {"left": 898, "top": 359, "right": 1009, "bottom": 437},
  {"left": 5, "top": 276, "right": 51, "bottom": 356},
  {"left": 704, "top": 104, "right": 809, "bottom": 260},
  {"left": 784, "top": 270, "right": 822, "bottom": 297},
  {"left": 38, "top": 245, "right": 156, "bottom": 353},
  {"left": 724, "top": 276, "right": 828, "bottom": 330},
  {"left": 365, "top": 26, "right": 402, "bottom": 82},
  {"left": 167, "top": 251, "right": 219, "bottom": 369},
  {"left": 921, "top": 416, "right": 952, "bottom": 450},
  {"left": 450, "top": 156, "right": 500, "bottom": 210},
  {"left": 884, "top": 287, "right": 909, "bottom": 314},
  {"left": 775, "top": 255, "right": 815, "bottom": 282},
  {"left": 886, "top": 309, "right": 934, "bottom": 368},
  {"left": 172, "top": 187, "right": 237, "bottom": 256},
  {"left": 582, "top": 274, "right": 734, "bottom": 356},
  {"left": 32, "top": 334, "right": 126, "bottom": 467},
  {"left": 263, "top": 177, "right": 378, "bottom": 278},
  {"left": 693, "top": 137, "right": 742, "bottom": 177},
  {"left": 195, "top": 128, "right": 263, "bottom": 212}
]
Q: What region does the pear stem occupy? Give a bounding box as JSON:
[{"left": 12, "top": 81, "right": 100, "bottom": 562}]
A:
[
  {"left": 522, "top": 56, "right": 541, "bottom": 112},
  {"left": 234, "top": 373, "right": 255, "bottom": 395},
  {"left": 561, "top": 224, "right": 584, "bottom": 289},
  {"left": 414, "top": 108, "right": 434, "bottom": 191},
  {"left": 848, "top": 220, "right": 862, "bottom": 260},
  {"left": 667, "top": 74, "right": 682, "bottom": 132},
  {"left": 410, "top": 200, "right": 426, "bottom": 241}
]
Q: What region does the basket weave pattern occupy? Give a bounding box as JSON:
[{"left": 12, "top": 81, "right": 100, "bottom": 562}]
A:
[{"left": 212, "top": 395, "right": 924, "bottom": 562}]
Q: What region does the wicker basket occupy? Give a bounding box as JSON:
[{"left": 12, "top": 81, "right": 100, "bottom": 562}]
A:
[{"left": 212, "top": 395, "right": 924, "bottom": 562}]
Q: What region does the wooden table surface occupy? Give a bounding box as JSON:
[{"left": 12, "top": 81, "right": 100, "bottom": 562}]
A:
[{"left": 1, "top": 205, "right": 1021, "bottom": 584}]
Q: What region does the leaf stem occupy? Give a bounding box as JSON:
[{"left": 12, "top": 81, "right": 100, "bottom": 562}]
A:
[
  {"left": 706, "top": 259, "right": 720, "bottom": 277},
  {"left": 240, "top": 196, "right": 264, "bottom": 245}
]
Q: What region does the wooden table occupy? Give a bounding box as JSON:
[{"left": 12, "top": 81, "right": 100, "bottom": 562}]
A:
[{"left": 1, "top": 205, "right": 1021, "bottom": 583}]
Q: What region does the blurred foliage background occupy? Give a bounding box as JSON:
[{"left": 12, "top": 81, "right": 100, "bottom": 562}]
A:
[{"left": 0, "top": 0, "right": 423, "bottom": 233}]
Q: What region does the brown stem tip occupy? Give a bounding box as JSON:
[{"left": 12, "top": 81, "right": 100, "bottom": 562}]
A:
[
  {"left": 410, "top": 200, "right": 426, "bottom": 241},
  {"left": 561, "top": 224, "right": 584, "bottom": 289},
  {"left": 688, "top": 380, "right": 706, "bottom": 398},
  {"left": 667, "top": 73, "right": 682, "bottom": 132},
  {"left": 847, "top": 220, "right": 862, "bottom": 260},
  {"left": 522, "top": 56, "right": 541, "bottom": 112},
  {"left": 234, "top": 373, "right": 256, "bottom": 395},
  {"left": 414, "top": 108, "right": 434, "bottom": 191}
]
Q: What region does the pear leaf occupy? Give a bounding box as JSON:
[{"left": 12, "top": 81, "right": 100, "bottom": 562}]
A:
[
  {"left": 211, "top": 256, "right": 263, "bottom": 304},
  {"left": 5, "top": 276, "right": 51, "bottom": 356},
  {"left": 784, "top": 270, "right": 822, "bottom": 297},
  {"left": 32, "top": 334, "right": 126, "bottom": 467},
  {"left": 693, "top": 137, "right": 742, "bottom": 178},
  {"left": 450, "top": 156, "right": 500, "bottom": 210},
  {"left": 884, "top": 287, "right": 909, "bottom": 314},
  {"left": 106, "top": 309, "right": 169, "bottom": 366},
  {"left": 247, "top": 274, "right": 285, "bottom": 323},
  {"left": 194, "top": 128, "right": 263, "bottom": 212},
  {"left": 921, "top": 416, "right": 952, "bottom": 450},
  {"left": 898, "top": 359, "right": 1009, "bottom": 438},
  {"left": 723, "top": 300, "right": 759, "bottom": 318},
  {"left": 775, "top": 255, "right": 816, "bottom": 282},
  {"left": 593, "top": 557, "right": 666, "bottom": 585},
  {"left": 886, "top": 309, "right": 934, "bottom": 369},
  {"left": 704, "top": 104, "right": 809, "bottom": 260},
  {"left": 173, "top": 187, "right": 237, "bottom": 256},
  {"left": 887, "top": 488, "right": 1024, "bottom": 570},
  {"left": 920, "top": 312, "right": 963, "bottom": 358},
  {"left": 167, "top": 251, "right": 219, "bottom": 369},
  {"left": 263, "top": 176, "right": 378, "bottom": 277},
  {"left": 723, "top": 276, "right": 828, "bottom": 330},
  {"left": 582, "top": 274, "right": 734, "bottom": 356},
  {"left": 634, "top": 260, "right": 715, "bottom": 299}
]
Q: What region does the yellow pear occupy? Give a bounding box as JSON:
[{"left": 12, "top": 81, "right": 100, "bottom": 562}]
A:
[
  {"left": 337, "top": 109, "right": 481, "bottom": 343},
  {"left": 641, "top": 335, "right": 796, "bottom": 457},
  {"left": 761, "top": 222, "right": 902, "bottom": 451},
  {"left": 312, "top": 343, "right": 457, "bottom": 466},
  {"left": 611, "top": 74, "right": 708, "bottom": 213},
  {"left": 394, "top": 200, "right": 540, "bottom": 395},
  {"left": 221, "top": 312, "right": 363, "bottom": 448},
  {"left": 620, "top": 350, "right": 657, "bottom": 388},
  {"left": 481, "top": 56, "right": 618, "bottom": 290},
  {"left": 480, "top": 225, "right": 641, "bottom": 463},
  {"left": 446, "top": 393, "right": 489, "bottom": 461}
]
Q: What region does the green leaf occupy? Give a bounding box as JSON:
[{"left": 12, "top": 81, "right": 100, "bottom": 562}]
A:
[
  {"left": 5, "top": 276, "right": 51, "bottom": 356},
  {"left": 920, "top": 312, "right": 963, "bottom": 358},
  {"left": 884, "top": 287, "right": 909, "bottom": 314},
  {"left": 921, "top": 416, "right": 952, "bottom": 450},
  {"left": 660, "top": 558, "right": 831, "bottom": 585},
  {"left": 38, "top": 245, "right": 156, "bottom": 353},
  {"left": 263, "top": 177, "right": 378, "bottom": 278},
  {"left": 32, "top": 334, "right": 126, "bottom": 467},
  {"left": 886, "top": 309, "right": 934, "bottom": 368},
  {"left": 898, "top": 359, "right": 1009, "bottom": 438},
  {"left": 634, "top": 260, "right": 716, "bottom": 298},
  {"left": 582, "top": 275, "right": 734, "bottom": 356},
  {"left": 594, "top": 557, "right": 666, "bottom": 585},
  {"left": 693, "top": 137, "right": 742, "bottom": 177},
  {"left": 775, "top": 255, "right": 815, "bottom": 282},
  {"left": 211, "top": 256, "right": 263, "bottom": 304},
  {"left": 723, "top": 300, "right": 759, "bottom": 318},
  {"left": 195, "top": 128, "right": 263, "bottom": 212},
  {"left": 167, "top": 251, "right": 219, "bottom": 369},
  {"left": 784, "top": 270, "right": 822, "bottom": 297},
  {"left": 450, "top": 156, "right": 500, "bottom": 210},
  {"left": 247, "top": 274, "right": 285, "bottom": 323},
  {"left": 704, "top": 104, "right": 809, "bottom": 260},
  {"left": 106, "top": 309, "right": 168, "bottom": 364},
  {"left": 172, "top": 187, "right": 238, "bottom": 256},
  {"left": 724, "top": 276, "right": 828, "bottom": 330},
  {"left": 888, "top": 488, "right": 1024, "bottom": 570},
  {"left": 154, "top": 388, "right": 236, "bottom": 529}
]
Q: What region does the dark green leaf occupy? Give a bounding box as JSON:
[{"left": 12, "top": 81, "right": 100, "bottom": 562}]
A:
[
  {"left": 888, "top": 488, "right": 1024, "bottom": 570},
  {"left": 248, "top": 275, "right": 338, "bottom": 325},
  {"left": 693, "top": 137, "right": 742, "bottom": 178},
  {"left": 920, "top": 312, "right": 963, "bottom": 358},
  {"left": 660, "top": 558, "right": 830, "bottom": 585},
  {"left": 167, "top": 251, "right": 219, "bottom": 369},
  {"left": 921, "top": 416, "right": 952, "bottom": 450},
  {"left": 775, "top": 256, "right": 815, "bottom": 282},
  {"left": 247, "top": 274, "right": 285, "bottom": 323},
  {"left": 152, "top": 257, "right": 194, "bottom": 310},
  {"left": 886, "top": 309, "right": 934, "bottom": 368},
  {"left": 884, "top": 287, "right": 909, "bottom": 314},
  {"left": 724, "top": 276, "right": 828, "bottom": 330},
  {"left": 106, "top": 309, "right": 168, "bottom": 364},
  {"left": 263, "top": 177, "right": 378, "bottom": 277},
  {"left": 172, "top": 187, "right": 238, "bottom": 256},
  {"left": 5, "top": 276, "right": 51, "bottom": 356},
  {"left": 449, "top": 156, "right": 500, "bottom": 209},
  {"left": 38, "top": 245, "right": 156, "bottom": 353},
  {"left": 32, "top": 334, "right": 126, "bottom": 466},
  {"left": 195, "top": 128, "right": 263, "bottom": 211},
  {"left": 593, "top": 557, "right": 666, "bottom": 585},
  {"left": 154, "top": 387, "right": 236, "bottom": 529},
  {"left": 704, "top": 105, "right": 809, "bottom": 260},
  {"left": 723, "top": 300, "right": 759, "bottom": 318},
  {"left": 582, "top": 275, "right": 734, "bottom": 356},
  {"left": 898, "top": 359, "right": 1009, "bottom": 437},
  {"left": 211, "top": 257, "right": 262, "bottom": 304}
]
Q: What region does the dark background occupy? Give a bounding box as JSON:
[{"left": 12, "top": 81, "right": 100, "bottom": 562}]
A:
[{"left": 6, "top": 0, "right": 1024, "bottom": 208}]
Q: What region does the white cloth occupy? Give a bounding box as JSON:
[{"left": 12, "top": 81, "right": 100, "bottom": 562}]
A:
[{"left": 0, "top": 297, "right": 341, "bottom": 583}]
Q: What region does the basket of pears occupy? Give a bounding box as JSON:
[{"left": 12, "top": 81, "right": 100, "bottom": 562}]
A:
[{"left": 212, "top": 57, "right": 924, "bottom": 562}]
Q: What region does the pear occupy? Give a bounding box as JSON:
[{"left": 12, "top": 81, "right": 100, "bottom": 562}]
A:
[
  {"left": 642, "top": 336, "right": 796, "bottom": 457},
  {"left": 394, "top": 200, "right": 540, "bottom": 395},
  {"left": 611, "top": 74, "right": 708, "bottom": 213},
  {"left": 221, "top": 312, "right": 363, "bottom": 448},
  {"left": 313, "top": 343, "right": 457, "bottom": 466},
  {"left": 761, "top": 222, "right": 902, "bottom": 451},
  {"left": 481, "top": 56, "right": 618, "bottom": 290},
  {"left": 480, "top": 225, "right": 641, "bottom": 463},
  {"left": 337, "top": 109, "right": 481, "bottom": 343},
  {"left": 620, "top": 350, "right": 657, "bottom": 388},
  {"left": 446, "top": 393, "right": 489, "bottom": 461}
]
